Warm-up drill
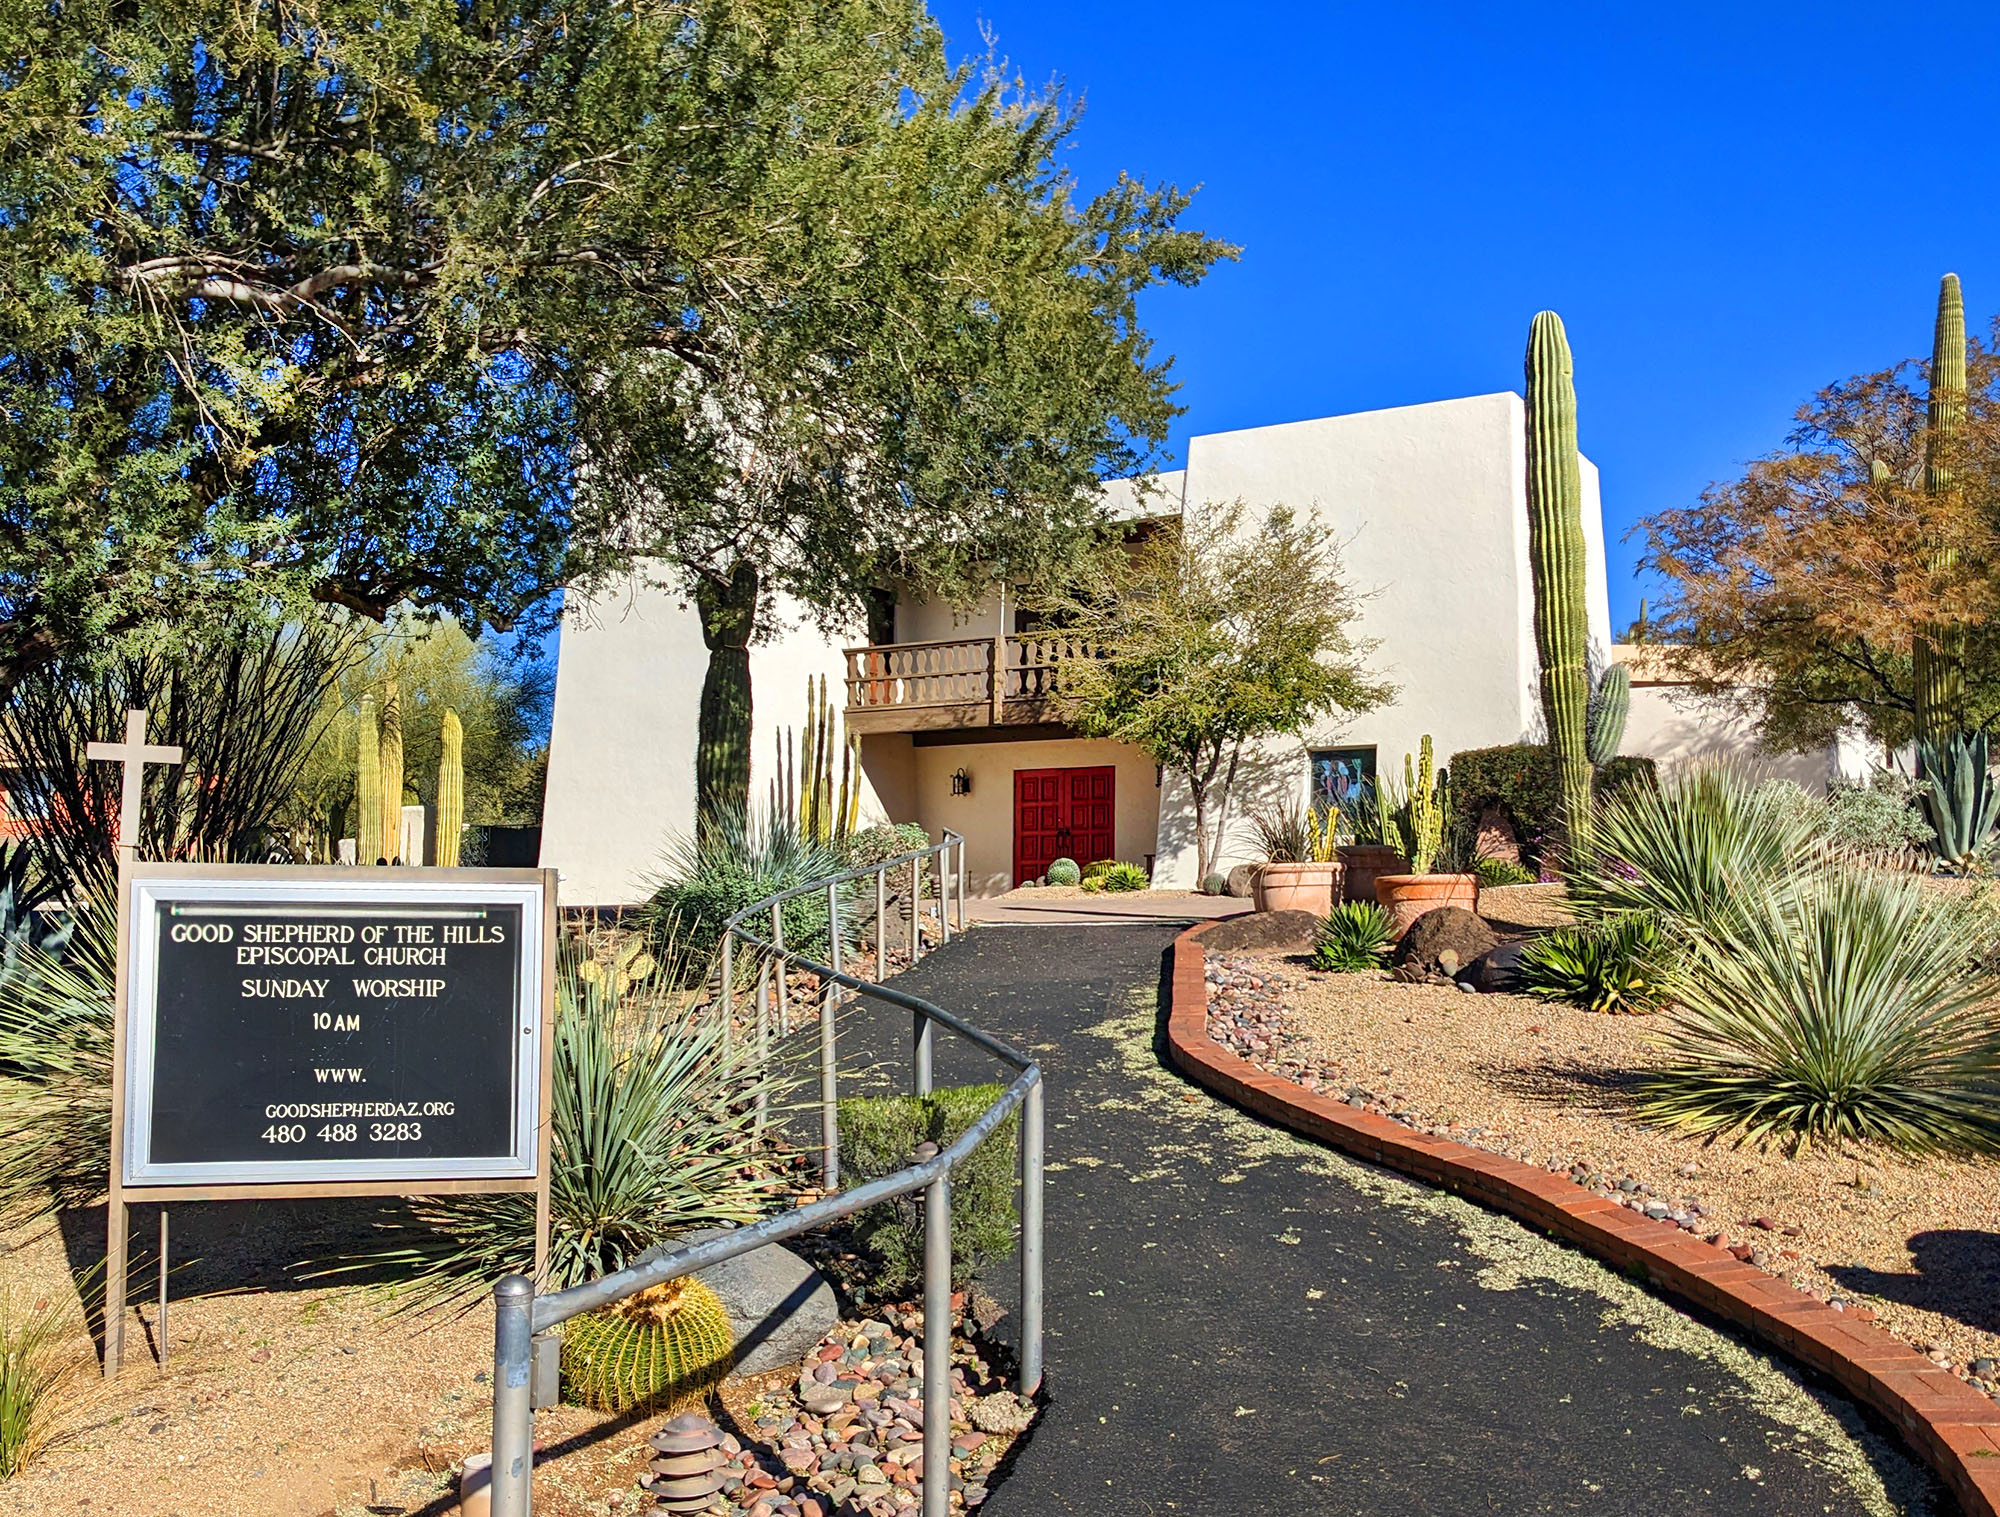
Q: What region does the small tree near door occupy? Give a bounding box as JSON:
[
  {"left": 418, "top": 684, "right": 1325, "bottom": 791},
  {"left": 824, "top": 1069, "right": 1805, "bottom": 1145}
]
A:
[{"left": 1036, "top": 504, "right": 1394, "bottom": 883}]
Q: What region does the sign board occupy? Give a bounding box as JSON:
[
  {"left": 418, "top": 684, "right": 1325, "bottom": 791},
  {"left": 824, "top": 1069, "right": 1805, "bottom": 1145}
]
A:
[{"left": 119, "top": 866, "right": 553, "bottom": 1190}]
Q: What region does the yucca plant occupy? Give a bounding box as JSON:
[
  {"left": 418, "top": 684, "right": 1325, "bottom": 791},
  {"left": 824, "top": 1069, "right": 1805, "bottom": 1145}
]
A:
[
  {"left": 1311, "top": 900, "right": 1395, "bottom": 972},
  {"left": 1642, "top": 867, "right": 2000, "bottom": 1154},
  {"left": 0, "top": 910, "right": 116, "bottom": 1224},
  {"left": 1518, "top": 915, "right": 1663, "bottom": 1014},
  {"left": 344, "top": 926, "right": 791, "bottom": 1305},
  {"left": 1916, "top": 731, "right": 2000, "bottom": 869},
  {"left": 641, "top": 805, "right": 855, "bottom": 981},
  {"left": 1248, "top": 800, "right": 1338, "bottom": 864},
  {"left": 1568, "top": 767, "right": 1822, "bottom": 934}
]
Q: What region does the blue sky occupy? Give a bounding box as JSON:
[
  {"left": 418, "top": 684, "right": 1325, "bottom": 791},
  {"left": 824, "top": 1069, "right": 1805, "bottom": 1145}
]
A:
[{"left": 928, "top": 0, "right": 2000, "bottom": 631}]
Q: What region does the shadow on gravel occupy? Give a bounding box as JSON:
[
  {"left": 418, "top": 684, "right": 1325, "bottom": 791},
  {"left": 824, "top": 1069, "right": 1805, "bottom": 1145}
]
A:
[{"left": 1828, "top": 1229, "right": 2000, "bottom": 1339}]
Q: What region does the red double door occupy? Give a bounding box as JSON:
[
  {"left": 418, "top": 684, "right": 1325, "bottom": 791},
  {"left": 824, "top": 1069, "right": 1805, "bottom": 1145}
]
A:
[{"left": 1013, "top": 767, "right": 1115, "bottom": 886}]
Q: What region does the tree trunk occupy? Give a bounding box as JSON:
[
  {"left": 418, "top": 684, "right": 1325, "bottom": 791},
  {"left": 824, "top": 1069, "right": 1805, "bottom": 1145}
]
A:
[{"left": 694, "top": 561, "right": 760, "bottom": 836}]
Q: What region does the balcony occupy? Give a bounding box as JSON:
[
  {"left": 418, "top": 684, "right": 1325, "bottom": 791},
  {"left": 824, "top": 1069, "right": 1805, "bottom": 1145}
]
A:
[{"left": 842, "top": 634, "right": 1098, "bottom": 734}]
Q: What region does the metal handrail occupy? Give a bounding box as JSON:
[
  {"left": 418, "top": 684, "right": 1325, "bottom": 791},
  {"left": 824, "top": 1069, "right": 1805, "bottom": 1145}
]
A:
[{"left": 487, "top": 829, "right": 1045, "bottom": 1517}]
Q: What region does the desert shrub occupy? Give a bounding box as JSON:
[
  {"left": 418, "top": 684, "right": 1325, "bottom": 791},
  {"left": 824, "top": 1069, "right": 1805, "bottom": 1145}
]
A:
[
  {"left": 1518, "top": 916, "right": 1663, "bottom": 1014},
  {"left": 1045, "top": 857, "right": 1081, "bottom": 887},
  {"left": 1097, "top": 862, "right": 1149, "bottom": 892},
  {"left": 838, "top": 823, "right": 931, "bottom": 872},
  {"left": 1311, "top": 900, "right": 1395, "bottom": 972},
  {"left": 344, "top": 928, "right": 788, "bottom": 1302},
  {"left": 641, "top": 808, "right": 852, "bottom": 976},
  {"left": 1825, "top": 773, "right": 1935, "bottom": 856},
  {"left": 1569, "top": 767, "right": 1821, "bottom": 935},
  {"left": 1474, "top": 855, "right": 1537, "bottom": 888},
  {"left": 837, "top": 1085, "right": 1018, "bottom": 1295},
  {"left": 1641, "top": 868, "right": 2000, "bottom": 1154},
  {"left": 1447, "top": 743, "right": 1657, "bottom": 865}
]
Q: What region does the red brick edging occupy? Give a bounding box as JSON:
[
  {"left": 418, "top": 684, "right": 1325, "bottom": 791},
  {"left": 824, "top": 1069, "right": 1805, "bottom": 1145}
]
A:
[{"left": 1165, "top": 919, "right": 2000, "bottom": 1515}]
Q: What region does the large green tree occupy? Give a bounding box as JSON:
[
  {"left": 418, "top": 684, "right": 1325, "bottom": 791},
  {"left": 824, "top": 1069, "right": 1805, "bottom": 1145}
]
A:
[{"left": 1, "top": 0, "right": 1229, "bottom": 833}]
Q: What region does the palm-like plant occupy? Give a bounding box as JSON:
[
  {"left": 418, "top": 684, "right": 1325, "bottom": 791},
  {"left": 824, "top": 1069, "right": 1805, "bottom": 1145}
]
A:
[
  {"left": 1311, "top": 900, "right": 1395, "bottom": 972},
  {"left": 348, "top": 927, "right": 791, "bottom": 1305},
  {"left": 1568, "top": 766, "right": 1822, "bottom": 933},
  {"left": 0, "top": 911, "right": 116, "bottom": 1224},
  {"left": 1642, "top": 868, "right": 2000, "bottom": 1153},
  {"left": 1518, "top": 915, "right": 1662, "bottom": 1014}
]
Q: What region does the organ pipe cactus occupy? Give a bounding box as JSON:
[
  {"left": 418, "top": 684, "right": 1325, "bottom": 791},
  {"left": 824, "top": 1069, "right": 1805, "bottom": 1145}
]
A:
[
  {"left": 378, "top": 679, "right": 405, "bottom": 863},
  {"left": 1587, "top": 664, "right": 1630, "bottom": 766},
  {"left": 435, "top": 708, "right": 464, "bottom": 867},
  {"left": 1525, "top": 311, "right": 1595, "bottom": 846},
  {"left": 356, "top": 693, "right": 383, "bottom": 865},
  {"left": 1914, "top": 273, "right": 1967, "bottom": 746},
  {"left": 1397, "top": 735, "right": 1447, "bottom": 874}
]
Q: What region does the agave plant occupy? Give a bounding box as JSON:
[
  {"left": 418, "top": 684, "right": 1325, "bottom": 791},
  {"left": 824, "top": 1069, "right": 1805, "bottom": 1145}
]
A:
[
  {"left": 345, "top": 925, "right": 792, "bottom": 1305},
  {"left": 1311, "top": 900, "right": 1395, "bottom": 972},
  {"left": 1568, "top": 767, "right": 1822, "bottom": 934},
  {"left": 1916, "top": 731, "right": 2000, "bottom": 869},
  {"left": 1641, "top": 867, "right": 2000, "bottom": 1154},
  {"left": 1518, "top": 915, "right": 1662, "bottom": 1014}
]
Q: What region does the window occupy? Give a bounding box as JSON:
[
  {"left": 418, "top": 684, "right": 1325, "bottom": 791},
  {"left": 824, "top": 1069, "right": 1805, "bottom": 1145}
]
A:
[{"left": 1310, "top": 747, "right": 1377, "bottom": 813}]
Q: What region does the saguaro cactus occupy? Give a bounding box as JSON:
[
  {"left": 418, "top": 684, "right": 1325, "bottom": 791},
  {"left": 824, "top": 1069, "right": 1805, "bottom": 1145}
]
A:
[
  {"left": 356, "top": 694, "right": 382, "bottom": 865},
  {"left": 1914, "top": 273, "right": 1967, "bottom": 747},
  {"left": 435, "top": 708, "right": 464, "bottom": 867},
  {"left": 1524, "top": 311, "right": 1595, "bottom": 846},
  {"left": 1587, "top": 664, "right": 1630, "bottom": 766},
  {"left": 378, "top": 679, "right": 405, "bottom": 863}
]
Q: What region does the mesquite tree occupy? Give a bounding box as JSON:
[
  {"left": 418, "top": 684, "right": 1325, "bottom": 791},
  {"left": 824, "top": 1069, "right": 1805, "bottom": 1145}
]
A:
[{"left": 1036, "top": 505, "right": 1393, "bottom": 884}]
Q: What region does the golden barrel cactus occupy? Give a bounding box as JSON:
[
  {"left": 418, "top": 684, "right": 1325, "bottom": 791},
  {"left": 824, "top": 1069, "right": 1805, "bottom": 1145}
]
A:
[{"left": 559, "top": 1277, "right": 735, "bottom": 1415}]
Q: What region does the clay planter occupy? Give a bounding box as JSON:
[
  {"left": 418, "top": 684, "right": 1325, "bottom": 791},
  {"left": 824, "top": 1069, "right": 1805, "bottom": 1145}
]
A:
[
  {"left": 1338, "top": 845, "right": 1411, "bottom": 907},
  {"left": 1251, "top": 861, "right": 1342, "bottom": 916},
  {"left": 1373, "top": 873, "right": 1480, "bottom": 938}
]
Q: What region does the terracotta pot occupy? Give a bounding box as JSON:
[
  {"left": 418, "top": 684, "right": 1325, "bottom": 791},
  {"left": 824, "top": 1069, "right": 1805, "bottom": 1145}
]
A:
[
  {"left": 1251, "top": 860, "right": 1342, "bottom": 916},
  {"left": 1373, "top": 873, "right": 1481, "bottom": 938},
  {"left": 1338, "top": 845, "right": 1411, "bottom": 906}
]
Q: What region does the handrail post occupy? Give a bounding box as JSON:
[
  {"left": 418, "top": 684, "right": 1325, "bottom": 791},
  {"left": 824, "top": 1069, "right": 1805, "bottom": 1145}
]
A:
[
  {"left": 956, "top": 835, "right": 967, "bottom": 932},
  {"left": 1020, "top": 1075, "right": 1045, "bottom": 1396},
  {"left": 939, "top": 848, "right": 952, "bottom": 946},
  {"left": 913, "top": 1003, "right": 933, "bottom": 1097},
  {"left": 920, "top": 1147, "right": 952, "bottom": 1517},
  {"left": 909, "top": 854, "right": 921, "bottom": 963},
  {"left": 875, "top": 867, "right": 888, "bottom": 973},
  {"left": 753, "top": 952, "right": 771, "bottom": 1133},
  {"left": 490, "top": 1274, "right": 535, "bottom": 1517},
  {"left": 719, "top": 928, "right": 734, "bottom": 1058},
  {"left": 820, "top": 882, "right": 842, "bottom": 1190},
  {"left": 771, "top": 901, "right": 788, "bottom": 1036}
]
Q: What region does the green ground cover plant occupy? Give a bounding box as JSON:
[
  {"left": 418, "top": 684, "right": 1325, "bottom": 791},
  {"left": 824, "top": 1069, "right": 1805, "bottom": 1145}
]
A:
[{"left": 1518, "top": 916, "right": 1662, "bottom": 1015}]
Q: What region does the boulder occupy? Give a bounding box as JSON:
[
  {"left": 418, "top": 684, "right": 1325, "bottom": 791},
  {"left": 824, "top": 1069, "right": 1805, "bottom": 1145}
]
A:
[
  {"left": 1463, "top": 939, "right": 1529, "bottom": 994},
  {"left": 640, "top": 1229, "right": 839, "bottom": 1376},
  {"left": 1390, "top": 907, "right": 1498, "bottom": 980},
  {"left": 1225, "top": 863, "right": 1259, "bottom": 899},
  {"left": 1475, "top": 806, "right": 1521, "bottom": 865}
]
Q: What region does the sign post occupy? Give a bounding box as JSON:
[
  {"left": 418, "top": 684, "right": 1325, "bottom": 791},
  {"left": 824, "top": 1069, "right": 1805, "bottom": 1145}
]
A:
[{"left": 93, "top": 715, "right": 556, "bottom": 1377}]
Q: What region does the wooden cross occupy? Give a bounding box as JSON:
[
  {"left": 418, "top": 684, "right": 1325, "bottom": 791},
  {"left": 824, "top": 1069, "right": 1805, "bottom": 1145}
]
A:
[{"left": 86, "top": 709, "right": 183, "bottom": 855}]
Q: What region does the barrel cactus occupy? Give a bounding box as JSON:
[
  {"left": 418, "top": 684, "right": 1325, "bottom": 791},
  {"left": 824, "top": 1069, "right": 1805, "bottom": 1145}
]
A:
[
  {"left": 356, "top": 694, "right": 382, "bottom": 865},
  {"left": 1045, "top": 857, "right": 1081, "bottom": 887},
  {"left": 1586, "top": 664, "right": 1630, "bottom": 766},
  {"left": 1524, "top": 311, "right": 1594, "bottom": 845},
  {"left": 435, "top": 708, "right": 464, "bottom": 867},
  {"left": 560, "top": 1278, "right": 735, "bottom": 1415}
]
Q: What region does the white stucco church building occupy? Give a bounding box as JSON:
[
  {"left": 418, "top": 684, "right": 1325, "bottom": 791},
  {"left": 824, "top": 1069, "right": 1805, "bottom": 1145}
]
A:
[{"left": 540, "top": 391, "right": 1858, "bottom": 906}]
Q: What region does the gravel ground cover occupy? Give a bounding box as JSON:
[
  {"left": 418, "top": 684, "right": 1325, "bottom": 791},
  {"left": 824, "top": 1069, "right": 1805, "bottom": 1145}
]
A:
[{"left": 1203, "top": 946, "right": 2000, "bottom": 1403}]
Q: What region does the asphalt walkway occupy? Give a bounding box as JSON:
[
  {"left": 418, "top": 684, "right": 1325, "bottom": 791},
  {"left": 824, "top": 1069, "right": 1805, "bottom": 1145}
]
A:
[{"left": 841, "top": 922, "right": 1947, "bottom": 1516}]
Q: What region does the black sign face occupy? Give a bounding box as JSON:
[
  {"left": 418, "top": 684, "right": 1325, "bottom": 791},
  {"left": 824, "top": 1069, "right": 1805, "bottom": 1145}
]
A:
[{"left": 124, "top": 874, "right": 546, "bottom": 1186}]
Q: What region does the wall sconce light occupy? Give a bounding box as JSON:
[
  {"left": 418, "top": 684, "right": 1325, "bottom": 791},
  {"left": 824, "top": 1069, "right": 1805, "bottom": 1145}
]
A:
[{"left": 950, "top": 767, "right": 972, "bottom": 797}]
